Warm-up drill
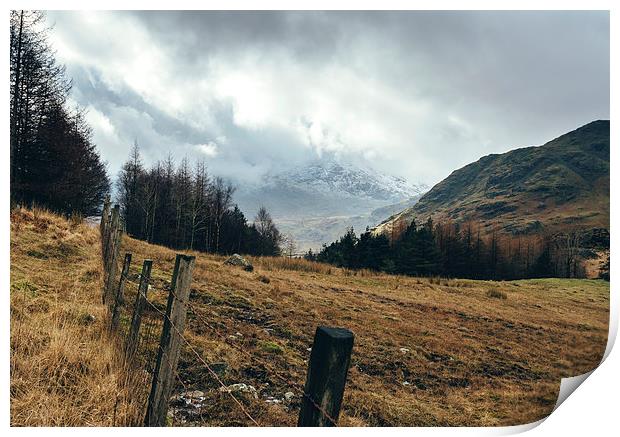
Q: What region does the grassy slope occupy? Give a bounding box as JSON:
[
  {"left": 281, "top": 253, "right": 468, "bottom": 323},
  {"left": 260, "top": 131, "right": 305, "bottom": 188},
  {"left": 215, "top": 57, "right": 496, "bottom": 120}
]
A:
[
  {"left": 123, "top": 235, "right": 609, "bottom": 426},
  {"left": 10, "top": 208, "right": 138, "bottom": 426},
  {"left": 10, "top": 209, "right": 609, "bottom": 426}
]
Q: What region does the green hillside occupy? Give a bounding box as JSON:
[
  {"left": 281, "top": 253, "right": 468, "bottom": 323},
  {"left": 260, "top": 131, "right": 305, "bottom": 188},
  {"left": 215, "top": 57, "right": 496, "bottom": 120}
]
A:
[{"left": 375, "top": 120, "right": 609, "bottom": 237}]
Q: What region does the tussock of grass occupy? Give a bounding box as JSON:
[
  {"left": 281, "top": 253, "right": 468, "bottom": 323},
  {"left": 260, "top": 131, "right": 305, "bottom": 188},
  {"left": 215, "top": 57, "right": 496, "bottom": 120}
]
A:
[
  {"left": 252, "top": 256, "right": 333, "bottom": 274},
  {"left": 486, "top": 288, "right": 508, "bottom": 300}
]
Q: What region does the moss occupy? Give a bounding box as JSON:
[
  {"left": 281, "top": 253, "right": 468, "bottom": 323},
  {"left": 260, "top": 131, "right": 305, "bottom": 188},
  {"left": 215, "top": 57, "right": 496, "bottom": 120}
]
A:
[
  {"left": 26, "top": 249, "right": 49, "bottom": 259},
  {"left": 259, "top": 340, "right": 283, "bottom": 355},
  {"left": 226, "top": 294, "right": 253, "bottom": 309},
  {"left": 11, "top": 279, "right": 39, "bottom": 297}
]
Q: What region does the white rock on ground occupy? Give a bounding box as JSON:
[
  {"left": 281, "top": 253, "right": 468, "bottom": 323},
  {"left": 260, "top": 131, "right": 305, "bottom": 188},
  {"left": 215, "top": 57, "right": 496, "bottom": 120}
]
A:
[
  {"left": 219, "top": 383, "right": 258, "bottom": 399},
  {"left": 223, "top": 254, "right": 254, "bottom": 271}
]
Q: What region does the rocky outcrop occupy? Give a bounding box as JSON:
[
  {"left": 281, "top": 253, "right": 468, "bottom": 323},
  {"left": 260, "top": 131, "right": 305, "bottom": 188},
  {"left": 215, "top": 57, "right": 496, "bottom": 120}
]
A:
[{"left": 224, "top": 254, "right": 254, "bottom": 272}]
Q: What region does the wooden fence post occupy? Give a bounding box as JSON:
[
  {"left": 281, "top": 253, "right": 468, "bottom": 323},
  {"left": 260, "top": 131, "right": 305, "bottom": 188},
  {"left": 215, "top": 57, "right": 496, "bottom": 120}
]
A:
[
  {"left": 298, "top": 326, "right": 354, "bottom": 427},
  {"left": 100, "top": 195, "right": 111, "bottom": 240},
  {"left": 104, "top": 227, "right": 122, "bottom": 305},
  {"left": 125, "top": 259, "right": 153, "bottom": 363},
  {"left": 104, "top": 206, "right": 122, "bottom": 305},
  {"left": 103, "top": 205, "right": 119, "bottom": 299},
  {"left": 110, "top": 253, "right": 132, "bottom": 331},
  {"left": 145, "top": 254, "right": 196, "bottom": 427},
  {"left": 102, "top": 203, "right": 116, "bottom": 271}
]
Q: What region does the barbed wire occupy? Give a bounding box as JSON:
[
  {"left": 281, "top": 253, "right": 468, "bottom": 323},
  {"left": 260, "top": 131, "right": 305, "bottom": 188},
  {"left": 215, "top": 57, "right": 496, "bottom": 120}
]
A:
[
  {"left": 125, "top": 273, "right": 338, "bottom": 426},
  {"left": 141, "top": 290, "right": 261, "bottom": 426},
  {"left": 113, "top": 257, "right": 338, "bottom": 426},
  {"left": 128, "top": 280, "right": 206, "bottom": 426},
  {"left": 183, "top": 299, "right": 339, "bottom": 426}
]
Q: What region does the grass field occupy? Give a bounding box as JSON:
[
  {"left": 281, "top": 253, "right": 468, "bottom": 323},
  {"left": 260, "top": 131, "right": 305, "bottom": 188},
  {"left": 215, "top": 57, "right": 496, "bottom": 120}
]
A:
[
  {"left": 10, "top": 207, "right": 140, "bottom": 426},
  {"left": 10, "top": 208, "right": 609, "bottom": 426}
]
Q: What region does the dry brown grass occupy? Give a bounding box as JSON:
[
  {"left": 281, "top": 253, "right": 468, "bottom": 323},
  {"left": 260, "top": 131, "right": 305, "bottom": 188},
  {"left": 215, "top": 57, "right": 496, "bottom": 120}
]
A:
[
  {"left": 486, "top": 288, "right": 508, "bottom": 300},
  {"left": 117, "top": 234, "right": 609, "bottom": 427},
  {"left": 10, "top": 207, "right": 140, "bottom": 426},
  {"left": 251, "top": 256, "right": 333, "bottom": 275},
  {"left": 10, "top": 208, "right": 610, "bottom": 427}
]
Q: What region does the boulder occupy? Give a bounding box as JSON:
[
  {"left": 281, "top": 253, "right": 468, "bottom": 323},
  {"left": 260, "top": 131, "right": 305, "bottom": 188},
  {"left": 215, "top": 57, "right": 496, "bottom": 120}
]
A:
[{"left": 224, "top": 254, "right": 253, "bottom": 271}]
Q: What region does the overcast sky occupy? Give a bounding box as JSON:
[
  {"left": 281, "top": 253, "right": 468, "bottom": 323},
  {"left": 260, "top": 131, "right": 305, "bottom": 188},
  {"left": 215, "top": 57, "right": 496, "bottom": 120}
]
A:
[{"left": 45, "top": 10, "right": 609, "bottom": 186}]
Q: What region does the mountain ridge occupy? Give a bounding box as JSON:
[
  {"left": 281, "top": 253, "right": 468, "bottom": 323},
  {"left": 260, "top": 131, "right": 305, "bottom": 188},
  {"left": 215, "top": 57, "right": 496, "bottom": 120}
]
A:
[{"left": 374, "top": 120, "right": 610, "bottom": 238}]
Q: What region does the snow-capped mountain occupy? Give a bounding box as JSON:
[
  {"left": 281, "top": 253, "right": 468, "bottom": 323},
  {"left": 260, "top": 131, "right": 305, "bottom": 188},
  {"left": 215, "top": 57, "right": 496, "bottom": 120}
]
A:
[
  {"left": 266, "top": 160, "right": 426, "bottom": 203},
  {"left": 233, "top": 159, "right": 427, "bottom": 251}
]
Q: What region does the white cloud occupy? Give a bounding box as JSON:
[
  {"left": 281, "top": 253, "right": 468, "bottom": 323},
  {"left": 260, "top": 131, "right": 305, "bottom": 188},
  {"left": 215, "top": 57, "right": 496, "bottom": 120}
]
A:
[
  {"left": 45, "top": 11, "right": 609, "bottom": 186},
  {"left": 196, "top": 142, "right": 219, "bottom": 157},
  {"left": 85, "top": 105, "right": 116, "bottom": 136}
]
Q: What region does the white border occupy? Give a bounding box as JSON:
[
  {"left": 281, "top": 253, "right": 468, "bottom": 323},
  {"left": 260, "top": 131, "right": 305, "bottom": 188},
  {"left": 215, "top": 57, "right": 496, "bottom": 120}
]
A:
[{"left": 2, "top": 1, "right": 616, "bottom": 436}]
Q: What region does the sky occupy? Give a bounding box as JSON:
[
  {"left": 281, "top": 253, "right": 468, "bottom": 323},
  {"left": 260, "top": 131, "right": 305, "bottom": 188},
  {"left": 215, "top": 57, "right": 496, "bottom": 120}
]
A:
[{"left": 45, "top": 10, "right": 609, "bottom": 187}]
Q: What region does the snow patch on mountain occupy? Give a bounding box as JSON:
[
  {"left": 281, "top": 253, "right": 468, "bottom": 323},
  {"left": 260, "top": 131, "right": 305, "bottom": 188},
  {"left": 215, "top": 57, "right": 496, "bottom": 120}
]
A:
[{"left": 260, "top": 159, "right": 426, "bottom": 204}]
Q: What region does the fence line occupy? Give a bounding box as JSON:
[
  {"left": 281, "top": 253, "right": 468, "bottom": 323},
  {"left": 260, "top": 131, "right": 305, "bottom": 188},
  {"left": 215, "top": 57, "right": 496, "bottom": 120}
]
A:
[{"left": 98, "top": 203, "right": 353, "bottom": 427}]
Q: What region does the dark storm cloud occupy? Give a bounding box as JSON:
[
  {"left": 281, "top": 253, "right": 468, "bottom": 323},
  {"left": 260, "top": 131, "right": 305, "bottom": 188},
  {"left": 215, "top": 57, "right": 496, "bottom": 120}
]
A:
[{"left": 46, "top": 10, "right": 609, "bottom": 185}]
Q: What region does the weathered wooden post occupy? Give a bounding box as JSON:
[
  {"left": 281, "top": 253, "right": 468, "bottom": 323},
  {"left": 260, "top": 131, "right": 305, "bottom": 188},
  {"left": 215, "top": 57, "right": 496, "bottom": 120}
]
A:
[
  {"left": 145, "top": 254, "right": 196, "bottom": 427},
  {"left": 102, "top": 201, "right": 115, "bottom": 269},
  {"left": 104, "top": 207, "right": 122, "bottom": 305},
  {"left": 298, "top": 326, "right": 354, "bottom": 427},
  {"left": 103, "top": 206, "right": 120, "bottom": 292},
  {"left": 100, "top": 195, "right": 111, "bottom": 240},
  {"left": 105, "top": 227, "right": 122, "bottom": 305},
  {"left": 125, "top": 259, "right": 153, "bottom": 363},
  {"left": 110, "top": 253, "right": 132, "bottom": 331}
]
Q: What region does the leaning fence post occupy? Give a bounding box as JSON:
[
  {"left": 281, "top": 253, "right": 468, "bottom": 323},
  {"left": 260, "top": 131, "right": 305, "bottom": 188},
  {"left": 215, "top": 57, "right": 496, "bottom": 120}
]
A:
[
  {"left": 145, "top": 254, "right": 196, "bottom": 427},
  {"left": 125, "top": 259, "right": 153, "bottom": 363},
  {"left": 298, "top": 326, "right": 354, "bottom": 427},
  {"left": 110, "top": 253, "right": 132, "bottom": 331}
]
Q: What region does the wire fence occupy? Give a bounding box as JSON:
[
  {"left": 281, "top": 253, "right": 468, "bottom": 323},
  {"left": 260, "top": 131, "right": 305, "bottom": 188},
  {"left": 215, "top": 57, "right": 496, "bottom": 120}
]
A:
[
  {"left": 182, "top": 297, "right": 340, "bottom": 426},
  {"left": 106, "top": 254, "right": 263, "bottom": 426},
  {"left": 99, "top": 199, "right": 352, "bottom": 427}
]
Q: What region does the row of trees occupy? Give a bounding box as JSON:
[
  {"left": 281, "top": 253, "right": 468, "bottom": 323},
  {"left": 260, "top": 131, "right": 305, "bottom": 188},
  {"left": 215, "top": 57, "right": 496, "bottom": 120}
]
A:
[
  {"left": 308, "top": 218, "right": 595, "bottom": 280},
  {"left": 10, "top": 10, "right": 110, "bottom": 215},
  {"left": 9, "top": 11, "right": 282, "bottom": 257},
  {"left": 117, "top": 144, "right": 282, "bottom": 256}
]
